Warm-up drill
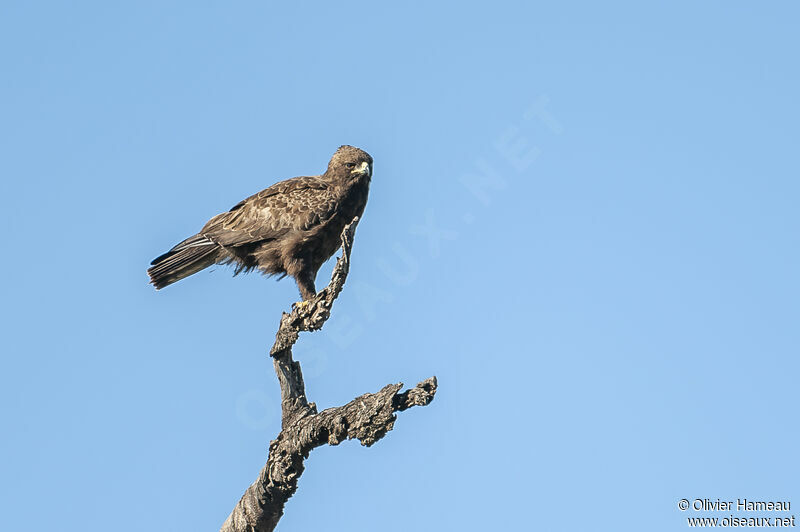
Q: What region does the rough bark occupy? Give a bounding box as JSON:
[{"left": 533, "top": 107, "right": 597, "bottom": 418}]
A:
[{"left": 220, "top": 217, "right": 437, "bottom": 532}]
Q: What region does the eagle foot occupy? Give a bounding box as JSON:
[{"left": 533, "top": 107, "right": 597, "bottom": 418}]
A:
[{"left": 292, "top": 300, "right": 312, "bottom": 311}]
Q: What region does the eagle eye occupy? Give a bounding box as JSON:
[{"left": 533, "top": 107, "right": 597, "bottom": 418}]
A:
[{"left": 345, "top": 162, "right": 356, "bottom": 169}]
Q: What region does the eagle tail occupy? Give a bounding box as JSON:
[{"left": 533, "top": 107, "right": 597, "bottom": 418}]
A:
[{"left": 148, "top": 234, "right": 221, "bottom": 290}]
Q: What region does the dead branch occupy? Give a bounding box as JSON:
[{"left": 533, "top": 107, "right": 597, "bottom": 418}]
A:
[{"left": 220, "top": 217, "right": 437, "bottom": 532}]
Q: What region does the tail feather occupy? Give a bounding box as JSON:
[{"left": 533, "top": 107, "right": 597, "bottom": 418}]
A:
[{"left": 148, "top": 234, "right": 221, "bottom": 290}]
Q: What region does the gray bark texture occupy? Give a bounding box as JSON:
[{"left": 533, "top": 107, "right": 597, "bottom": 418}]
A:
[{"left": 220, "top": 217, "right": 437, "bottom": 532}]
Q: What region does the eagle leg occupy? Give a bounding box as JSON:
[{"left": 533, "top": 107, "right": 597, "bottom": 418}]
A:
[{"left": 294, "top": 271, "right": 317, "bottom": 302}]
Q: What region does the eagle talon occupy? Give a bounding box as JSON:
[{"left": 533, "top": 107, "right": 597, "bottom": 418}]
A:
[{"left": 293, "top": 300, "right": 312, "bottom": 311}]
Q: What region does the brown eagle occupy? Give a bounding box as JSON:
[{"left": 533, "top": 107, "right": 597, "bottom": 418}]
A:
[{"left": 148, "top": 145, "right": 372, "bottom": 300}]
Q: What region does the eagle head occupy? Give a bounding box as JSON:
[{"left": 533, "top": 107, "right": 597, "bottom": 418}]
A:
[{"left": 326, "top": 145, "right": 373, "bottom": 182}]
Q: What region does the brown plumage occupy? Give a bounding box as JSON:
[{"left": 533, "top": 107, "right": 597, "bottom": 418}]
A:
[{"left": 148, "top": 145, "right": 372, "bottom": 300}]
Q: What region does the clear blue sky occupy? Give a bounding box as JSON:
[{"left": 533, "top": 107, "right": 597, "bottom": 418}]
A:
[{"left": 2, "top": 2, "right": 798, "bottom": 530}]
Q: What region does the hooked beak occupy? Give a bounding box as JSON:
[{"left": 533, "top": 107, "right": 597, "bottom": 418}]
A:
[{"left": 356, "top": 161, "right": 371, "bottom": 178}]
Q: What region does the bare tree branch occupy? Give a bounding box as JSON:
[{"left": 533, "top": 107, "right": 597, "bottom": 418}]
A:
[{"left": 221, "top": 217, "right": 437, "bottom": 532}]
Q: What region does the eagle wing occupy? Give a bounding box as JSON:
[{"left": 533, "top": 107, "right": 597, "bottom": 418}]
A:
[{"left": 200, "top": 176, "right": 337, "bottom": 247}]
